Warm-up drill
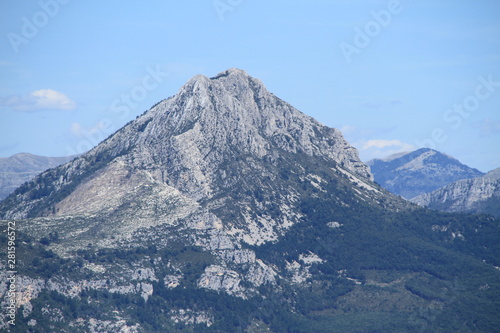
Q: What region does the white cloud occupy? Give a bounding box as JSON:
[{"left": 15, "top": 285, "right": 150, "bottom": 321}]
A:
[
  {"left": 1, "top": 89, "right": 76, "bottom": 111},
  {"left": 340, "top": 125, "right": 356, "bottom": 134},
  {"left": 361, "top": 139, "right": 413, "bottom": 150},
  {"left": 472, "top": 118, "right": 500, "bottom": 137},
  {"left": 361, "top": 100, "right": 402, "bottom": 109},
  {"left": 70, "top": 122, "right": 85, "bottom": 136},
  {"left": 356, "top": 139, "right": 415, "bottom": 161}
]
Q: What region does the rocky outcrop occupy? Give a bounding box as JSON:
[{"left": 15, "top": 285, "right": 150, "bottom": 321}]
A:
[
  {"left": 198, "top": 265, "right": 243, "bottom": 295},
  {"left": 411, "top": 167, "right": 500, "bottom": 216}
]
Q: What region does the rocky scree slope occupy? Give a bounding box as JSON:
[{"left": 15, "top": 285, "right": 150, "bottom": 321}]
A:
[{"left": 367, "top": 148, "right": 484, "bottom": 199}]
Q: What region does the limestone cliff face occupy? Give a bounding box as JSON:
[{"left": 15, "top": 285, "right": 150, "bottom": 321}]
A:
[{"left": 411, "top": 168, "right": 500, "bottom": 216}]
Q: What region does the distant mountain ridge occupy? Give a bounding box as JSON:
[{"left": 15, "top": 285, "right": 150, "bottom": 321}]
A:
[
  {"left": 0, "top": 153, "right": 74, "bottom": 201},
  {"left": 411, "top": 167, "right": 500, "bottom": 217},
  {"left": 367, "top": 148, "right": 484, "bottom": 199}
]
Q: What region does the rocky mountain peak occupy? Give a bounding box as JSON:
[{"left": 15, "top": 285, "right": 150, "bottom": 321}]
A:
[
  {"left": 151, "top": 67, "right": 270, "bottom": 136},
  {"left": 176, "top": 68, "right": 262, "bottom": 108},
  {"left": 2, "top": 71, "right": 499, "bottom": 332},
  {"left": 131, "top": 68, "right": 372, "bottom": 182},
  {"left": 0, "top": 69, "right": 374, "bottom": 222},
  {"left": 367, "top": 148, "right": 484, "bottom": 199},
  {"left": 209, "top": 68, "right": 255, "bottom": 83}
]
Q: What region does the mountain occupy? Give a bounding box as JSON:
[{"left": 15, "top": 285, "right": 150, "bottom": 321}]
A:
[
  {"left": 1, "top": 69, "right": 499, "bottom": 333},
  {"left": 367, "top": 148, "right": 484, "bottom": 199},
  {"left": 0, "top": 153, "right": 74, "bottom": 201},
  {"left": 412, "top": 167, "right": 500, "bottom": 217}
]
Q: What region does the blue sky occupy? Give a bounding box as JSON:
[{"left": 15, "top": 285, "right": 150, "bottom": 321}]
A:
[{"left": 0, "top": 0, "right": 499, "bottom": 172}]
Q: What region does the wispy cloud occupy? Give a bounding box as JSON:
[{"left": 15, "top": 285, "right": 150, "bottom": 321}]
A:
[
  {"left": 1, "top": 89, "right": 76, "bottom": 111},
  {"left": 70, "top": 122, "right": 109, "bottom": 138},
  {"left": 340, "top": 124, "right": 397, "bottom": 138},
  {"left": 67, "top": 121, "right": 115, "bottom": 154},
  {"left": 340, "top": 124, "right": 356, "bottom": 135},
  {"left": 361, "top": 100, "right": 402, "bottom": 109},
  {"left": 355, "top": 139, "right": 415, "bottom": 161},
  {"left": 0, "top": 142, "right": 21, "bottom": 155},
  {"left": 361, "top": 139, "right": 413, "bottom": 150},
  {"left": 471, "top": 118, "right": 500, "bottom": 137}
]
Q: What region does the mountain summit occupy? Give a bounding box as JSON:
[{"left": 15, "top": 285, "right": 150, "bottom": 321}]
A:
[
  {"left": 1, "top": 70, "right": 499, "bottom": 332},
  {"left": 367, "top": 148, "right": 484, "bottom": 199},
  {"left": 141, "top": 67, "right": 372, "bottom": 181},
  {"left": 0, "top": 68, "right": 382, "bottom": 247}
]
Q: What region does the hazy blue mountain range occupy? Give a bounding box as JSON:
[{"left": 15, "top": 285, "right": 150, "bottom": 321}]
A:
[
  {"left": 1, "top": 69, "right": 499, "bottom": 333},
  {"left": 0, "top": 153, "right": 74, "bottom": 201},
  {"left": 367, "top": 148, "right": 484, "bottom": 199}
]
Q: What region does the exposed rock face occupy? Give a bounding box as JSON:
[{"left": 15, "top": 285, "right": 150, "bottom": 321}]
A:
[
  {"left": 0, "top": 68, "right": 385, "bottom": 251},
  {"left": 0, "top": 153, "right": 74, "bottom": 201},
  {"left": 198, "top": 265, "right": 243, "bottom": 295},
  {"left": 0, "top": 68, "right": 392, "bottom": 320},
  {"left": 3, "top": 69, "right": 497, "bottom": 332},
  {"left": 411, "top": 167, "right": 500, "bottom": 217},
  {"left": 0, "top": 69, "right": 371, "bottom": 218},
  {"left": 367, "top": 148, "right": 484, "bottom": 199}
]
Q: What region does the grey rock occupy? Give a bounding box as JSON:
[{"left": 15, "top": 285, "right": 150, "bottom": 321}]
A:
[
  {"left": 0, "top": 69, "right": 415, "bottom": 331},
  {"left": 411, "top": 167, "right": 500, "bottom": 216}
]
